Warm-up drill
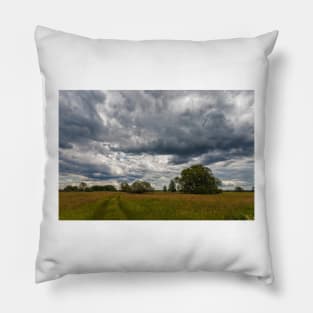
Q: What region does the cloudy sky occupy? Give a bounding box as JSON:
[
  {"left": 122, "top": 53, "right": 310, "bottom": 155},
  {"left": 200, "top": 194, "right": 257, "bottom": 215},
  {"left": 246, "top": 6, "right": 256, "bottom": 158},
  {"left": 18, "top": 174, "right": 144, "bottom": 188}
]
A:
[{"left": 59, "top": 90, "right": 254, "bottom": 190}]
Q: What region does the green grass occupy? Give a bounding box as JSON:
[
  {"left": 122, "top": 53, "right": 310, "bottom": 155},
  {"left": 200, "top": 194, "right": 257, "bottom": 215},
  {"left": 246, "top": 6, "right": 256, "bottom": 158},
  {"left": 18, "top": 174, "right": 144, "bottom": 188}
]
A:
[{"left": 59, "top": 191, "right": 254, "bottom": 220}]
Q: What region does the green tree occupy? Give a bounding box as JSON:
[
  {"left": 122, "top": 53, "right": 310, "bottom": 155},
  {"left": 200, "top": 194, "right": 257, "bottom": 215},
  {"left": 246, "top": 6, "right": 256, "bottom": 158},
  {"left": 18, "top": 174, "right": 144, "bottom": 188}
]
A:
[
  {"left": 130, "top": 181, "right": 154, "bottom": 193},
  {"left": 63, "top": 185, "right": 79, "bottom": 192},
  {"left": 163, "top": 185, "right": 167, "bottom": 192},
  {"left": 103, "top": 185, "right": 117, "bottom": 191},
  {"left": 176, "top": 164, "right": 221, "bottom": 194},
  {"left": 120, "top": 182, "right": 131, "bottom": 192},
  {"left": 234, "top": 186, "right": 244, "bottom": 192},
  {"left": 168, "top": 179, "right": 176, "bottom": 192},
  {"left": 90, "top": 185, "right": 117, "bottom": 192},
  {"left": 79, "top": 182, "right": 87, "bottom": 191},
  {"left": 63, "top": 185, "right": 73, "bottom": 192}
]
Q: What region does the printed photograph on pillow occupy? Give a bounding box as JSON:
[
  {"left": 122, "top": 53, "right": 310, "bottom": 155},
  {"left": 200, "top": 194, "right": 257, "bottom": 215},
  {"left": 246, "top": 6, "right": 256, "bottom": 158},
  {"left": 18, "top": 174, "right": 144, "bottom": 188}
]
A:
[{"left": 59, "top": 90, "right": 254, "bottom": 220}]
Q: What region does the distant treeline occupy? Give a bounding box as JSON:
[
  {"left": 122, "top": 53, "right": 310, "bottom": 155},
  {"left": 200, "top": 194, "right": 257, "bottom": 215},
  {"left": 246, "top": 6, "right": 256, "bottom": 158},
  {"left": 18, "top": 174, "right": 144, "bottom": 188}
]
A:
[
  {"left": 120, "top": 181, "right": 154, "bottom": 193},
  {"left": 61, "top": 181, "right": 154, "bottom": 194},
  {"left": 60, "top": 165, "right": 253, "bottom": 194},
  {"left": 61, "top": 182, "right": 117, "bottom": 192},
  {"left": 224, "top": 187, "right": 254, "bottom": 192}
]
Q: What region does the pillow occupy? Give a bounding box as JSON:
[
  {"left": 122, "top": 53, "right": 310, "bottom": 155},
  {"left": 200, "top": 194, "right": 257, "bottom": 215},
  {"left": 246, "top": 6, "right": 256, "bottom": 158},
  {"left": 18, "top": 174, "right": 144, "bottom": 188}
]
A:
[{"left": 35, "top": 26, "right": 278, "bottom": 283}]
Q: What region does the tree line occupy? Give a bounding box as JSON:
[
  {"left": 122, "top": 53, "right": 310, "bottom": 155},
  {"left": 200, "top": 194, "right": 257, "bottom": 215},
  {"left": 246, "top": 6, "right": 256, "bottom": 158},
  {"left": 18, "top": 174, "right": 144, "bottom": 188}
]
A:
[
  {"left": 62, "top": 182, "right": 117, "bottom": 192},
  {"left": 61, "top": 164, "right": 251, "bottom": 194}
]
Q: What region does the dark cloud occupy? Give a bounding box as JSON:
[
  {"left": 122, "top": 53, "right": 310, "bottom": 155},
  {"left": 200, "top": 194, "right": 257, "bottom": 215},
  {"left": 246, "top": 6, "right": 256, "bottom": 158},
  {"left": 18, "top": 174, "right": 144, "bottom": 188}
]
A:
[
  {"left": 59, "top": 90, "right": 107, "bottom": 148},
  {"left": 59, "top": 151, "right": 142, "bottom": 182},
  {"left": 59, "top": 90, "right": 254, "bottom": 188}
]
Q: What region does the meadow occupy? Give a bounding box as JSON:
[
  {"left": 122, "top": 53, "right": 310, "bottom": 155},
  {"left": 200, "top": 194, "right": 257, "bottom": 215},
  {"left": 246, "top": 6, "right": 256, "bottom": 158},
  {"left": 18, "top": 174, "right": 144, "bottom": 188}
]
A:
[{"left": 59, "top": 191, "right": 254, "bottom": 220}]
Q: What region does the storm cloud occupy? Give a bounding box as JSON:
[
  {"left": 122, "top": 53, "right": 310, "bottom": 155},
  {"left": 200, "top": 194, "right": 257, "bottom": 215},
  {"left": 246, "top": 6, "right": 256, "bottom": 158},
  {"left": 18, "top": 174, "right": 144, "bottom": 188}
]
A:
[{"left": 59, "top": 90, "right": 254, "bottom": 189}]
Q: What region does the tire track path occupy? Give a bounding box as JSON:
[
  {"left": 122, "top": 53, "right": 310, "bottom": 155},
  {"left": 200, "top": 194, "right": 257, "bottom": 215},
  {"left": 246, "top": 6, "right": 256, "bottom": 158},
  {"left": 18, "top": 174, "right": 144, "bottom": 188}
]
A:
[{"left": 92, "top": 196, "right": 127, "bottom": 220}]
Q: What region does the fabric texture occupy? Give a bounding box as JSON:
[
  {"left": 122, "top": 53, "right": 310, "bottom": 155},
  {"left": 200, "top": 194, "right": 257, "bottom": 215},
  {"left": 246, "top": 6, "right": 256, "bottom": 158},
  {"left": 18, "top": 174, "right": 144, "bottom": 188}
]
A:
[{"left": 35, "top": 26, "right": 278, "bottom": 283}]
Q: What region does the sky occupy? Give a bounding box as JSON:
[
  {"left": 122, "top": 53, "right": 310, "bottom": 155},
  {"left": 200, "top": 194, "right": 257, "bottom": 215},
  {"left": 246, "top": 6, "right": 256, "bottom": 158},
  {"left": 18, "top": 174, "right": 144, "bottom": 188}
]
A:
[{"left": 59, "top": 90, "right": 254, "bottom": 190}]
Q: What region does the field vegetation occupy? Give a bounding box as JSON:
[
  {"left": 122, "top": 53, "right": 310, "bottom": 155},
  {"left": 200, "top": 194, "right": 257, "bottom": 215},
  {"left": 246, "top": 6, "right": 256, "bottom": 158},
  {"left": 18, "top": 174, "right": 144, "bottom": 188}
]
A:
[
  {"left": 59, "top": 191, "right": 254, "bottom": 220},
  {"left": 59, "top": 165, "right": 254, "bottom": 220}
]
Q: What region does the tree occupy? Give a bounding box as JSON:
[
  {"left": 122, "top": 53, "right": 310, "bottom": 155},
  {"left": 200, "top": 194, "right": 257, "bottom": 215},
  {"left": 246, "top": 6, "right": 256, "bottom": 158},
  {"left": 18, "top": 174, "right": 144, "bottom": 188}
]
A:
[
  {"left": 79, "top": 182, "right": 87, "bottom": 191},
  {"left": 120, "top": 182, "right": 131, "bottom": 192},
  {"left": 63, "top": 185, "right": 73, "bottom": 192},
  {"left": 120, "top": 181, "right": 154, "bottom": 193},
  {"left": 163, "top": 185, "right": 167, "bottom": 192},
  {"left": 168, "top": 179, "right": 176, "bottom": 192},
  {"left": 63, "top": 185, "right": 79, "bottom": 192},
  {"left": 234, "top": 186, "right": 244, "bottom": 192},
  {"left": 89, "top": 185, "right": 117, "bottom": 192},
  {"left": 103, "top": 185, "right": 117, "bottom": 192},
  {"left": 175, "top": 164, "right": 221, "bottom": 194},
  {"left": 130, "top": 181, "right": 154, "bottom": 193}
]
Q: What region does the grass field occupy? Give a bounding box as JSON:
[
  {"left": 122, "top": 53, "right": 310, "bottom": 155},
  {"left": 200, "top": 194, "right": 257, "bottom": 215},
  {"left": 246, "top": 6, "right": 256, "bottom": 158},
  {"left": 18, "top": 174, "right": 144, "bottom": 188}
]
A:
[{"left": 59, "top": 191, "right": 254, "bottom": 220}]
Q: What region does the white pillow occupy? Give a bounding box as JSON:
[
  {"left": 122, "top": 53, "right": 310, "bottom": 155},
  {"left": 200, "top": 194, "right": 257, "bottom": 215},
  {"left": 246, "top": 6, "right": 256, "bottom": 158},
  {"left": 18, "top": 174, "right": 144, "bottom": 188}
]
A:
[{"left": 35, "top": 26, "right": 278, "bottom": 283}]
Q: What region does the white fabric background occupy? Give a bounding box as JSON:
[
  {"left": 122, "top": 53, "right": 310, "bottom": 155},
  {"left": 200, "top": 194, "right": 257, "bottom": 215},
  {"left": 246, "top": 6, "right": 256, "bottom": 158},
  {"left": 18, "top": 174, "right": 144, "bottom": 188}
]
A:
[{"left": 0, "top": 0, "right": 312, "bottom": 312}]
